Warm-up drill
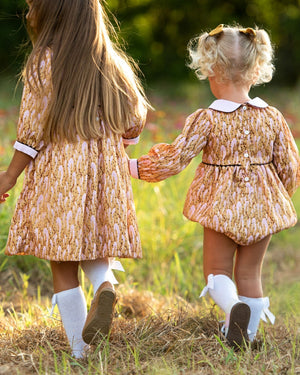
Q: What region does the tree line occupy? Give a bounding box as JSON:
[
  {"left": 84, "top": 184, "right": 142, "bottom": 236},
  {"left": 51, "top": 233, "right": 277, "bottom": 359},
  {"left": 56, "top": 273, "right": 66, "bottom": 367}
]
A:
[{"left": 1, "top": 0, "right": 300, "bottom": 85}]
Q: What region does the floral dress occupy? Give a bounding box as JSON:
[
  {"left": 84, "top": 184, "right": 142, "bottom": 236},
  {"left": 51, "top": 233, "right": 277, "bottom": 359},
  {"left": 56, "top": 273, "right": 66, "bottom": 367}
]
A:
[
  {"left": 5, "top": 49, "right": 147, "bottom": 261},
  {"left": 130, "top": 98, "right": 300, "bottom": 245}
]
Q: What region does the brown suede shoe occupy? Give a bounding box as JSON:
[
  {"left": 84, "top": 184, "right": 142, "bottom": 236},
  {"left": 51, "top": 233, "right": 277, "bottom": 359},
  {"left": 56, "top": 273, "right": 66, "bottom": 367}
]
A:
[
  {"left": 82, "top": 281, "right": 117, "bottom": 345},
  {"left": 226, "top": 302, "right": 250, "bottom": 349}
]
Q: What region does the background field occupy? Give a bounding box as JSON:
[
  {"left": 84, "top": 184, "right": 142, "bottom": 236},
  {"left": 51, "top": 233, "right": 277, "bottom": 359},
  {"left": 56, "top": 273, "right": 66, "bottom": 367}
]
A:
[
  {"left": 0, "top": 0, "right": 300, "bottom": 373},
  {"left": 0, "top": 78, "right": 299, "bottom": 374}
]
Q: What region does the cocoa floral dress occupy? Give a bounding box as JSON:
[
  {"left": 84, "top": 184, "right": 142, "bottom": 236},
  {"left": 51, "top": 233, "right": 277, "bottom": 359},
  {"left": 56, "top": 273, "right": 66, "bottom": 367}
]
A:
[
  {"left": 5, "top": 49, "right": 147, "bottom": 261},
  {"left": 129, "top": 98, "right": 300, "bottom": 245}
]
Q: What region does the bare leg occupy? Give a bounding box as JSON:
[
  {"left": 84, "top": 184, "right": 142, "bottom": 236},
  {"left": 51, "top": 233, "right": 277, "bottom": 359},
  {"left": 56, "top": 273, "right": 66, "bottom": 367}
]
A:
[
  {"left": 234, "top": 235, "right": 271, "bottom": 298},
  {"left": 203, "top": 227, "right": 237, "bottom": 281},
  {"left": 202, "top": 228, "right": 250, "bottom": 347},
  {"left": 50, "top": 261, "right": 80, "bottom": 293}
]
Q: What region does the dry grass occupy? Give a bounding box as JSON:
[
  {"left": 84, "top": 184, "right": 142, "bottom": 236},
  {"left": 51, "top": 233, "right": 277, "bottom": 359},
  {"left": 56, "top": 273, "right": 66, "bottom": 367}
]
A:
[
  {"left": 0, "top": 80, "right": 299, "bottom": 374},
  {"left": 0, "top": 275, "right": 299, "bottom": 375}
]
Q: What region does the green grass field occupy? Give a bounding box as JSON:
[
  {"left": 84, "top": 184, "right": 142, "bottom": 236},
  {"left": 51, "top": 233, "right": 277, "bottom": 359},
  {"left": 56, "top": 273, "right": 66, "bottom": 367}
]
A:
[{"left": 0, "top": 78, "right": 299, "bottom": 374}]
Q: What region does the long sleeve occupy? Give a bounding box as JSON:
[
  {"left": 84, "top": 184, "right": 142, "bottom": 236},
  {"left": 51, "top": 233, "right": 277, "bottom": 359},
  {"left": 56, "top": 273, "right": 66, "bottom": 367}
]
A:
[
  {"left": 122, "top": 101, "right": 147, "bottom": 145},
  {"left": 14, "top": 49, "right": 52, "bottom": 158},
  {"left": 272, "top": 111, "right": 300, "bottom": 196},
  {"left": 130, "top": 109, "right": 211, "bottom": 182}
]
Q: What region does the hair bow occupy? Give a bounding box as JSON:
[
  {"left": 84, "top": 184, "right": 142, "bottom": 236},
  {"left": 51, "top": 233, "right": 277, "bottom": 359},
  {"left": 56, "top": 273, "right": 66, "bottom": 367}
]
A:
[
  {"left": 208, "top": 24, "right": 224, "bottom": 37},
  {"left": 239, "top": 27, "right": 256, "bottom": 37}
]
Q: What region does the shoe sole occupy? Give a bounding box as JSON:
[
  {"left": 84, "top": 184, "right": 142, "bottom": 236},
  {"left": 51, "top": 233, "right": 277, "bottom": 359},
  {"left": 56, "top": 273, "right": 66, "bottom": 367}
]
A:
[
  {"left": 82, "top": 288, "right": 116, "bottom": 345},
  {"left": 226, "top": 302, "right": 250, "bottom": 348}
]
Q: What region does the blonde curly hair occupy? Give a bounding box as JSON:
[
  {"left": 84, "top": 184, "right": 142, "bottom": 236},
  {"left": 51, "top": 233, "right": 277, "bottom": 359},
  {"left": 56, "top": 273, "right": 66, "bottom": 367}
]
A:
[{"left": 188, "top": 25, "right": 274, "bottom": 85}]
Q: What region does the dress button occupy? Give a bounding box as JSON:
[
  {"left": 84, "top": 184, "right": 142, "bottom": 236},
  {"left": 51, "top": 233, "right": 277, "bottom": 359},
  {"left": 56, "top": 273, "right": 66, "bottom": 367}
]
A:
[
  {"left": 244, "top": 130, "right": 250, "bottom": 135},
  {"left": 243, "top": 105, "right": 247, "bottom": 110},
  {"left": 244, "top": 177, "right": 249, "bottom": 182},
  {"left": 244, "top": 152, "right": 249, "bottom": 158}
]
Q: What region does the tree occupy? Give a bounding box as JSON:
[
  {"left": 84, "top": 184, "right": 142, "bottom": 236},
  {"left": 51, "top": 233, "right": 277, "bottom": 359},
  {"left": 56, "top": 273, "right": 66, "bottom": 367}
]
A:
[
  {"left": 0, "top": 0, "right": 27, "bottom": 74},
  {"left": 1, "top": 0, "right": 300, "bottom": 85}
]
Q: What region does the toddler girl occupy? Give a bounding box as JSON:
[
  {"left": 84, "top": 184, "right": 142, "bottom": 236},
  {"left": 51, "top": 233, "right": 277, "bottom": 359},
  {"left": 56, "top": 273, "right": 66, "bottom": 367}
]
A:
[
  {"left": 129, "top": 24, "right": 300, "bottom": 347},
  {"left": 0, "top": 0, "right": 150, "bottom": 358}
]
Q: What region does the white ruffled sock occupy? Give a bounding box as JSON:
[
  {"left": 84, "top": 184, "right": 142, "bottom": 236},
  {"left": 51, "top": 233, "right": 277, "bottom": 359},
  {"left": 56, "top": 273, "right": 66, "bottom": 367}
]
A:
[
  {"left": 52, "top": 286, "right": 87, "bottom": 358},
  {"left": 200, "top": 274, "right": 240, "bottom": 328},
  {"left": 238, "top": 295, "right": 275, "bottom": 341}
]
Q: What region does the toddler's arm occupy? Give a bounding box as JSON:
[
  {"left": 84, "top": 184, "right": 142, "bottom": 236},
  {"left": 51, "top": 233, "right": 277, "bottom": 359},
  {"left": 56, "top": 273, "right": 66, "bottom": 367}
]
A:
[{"left": 129, "top": 109, "right": 211, "bottom": 182}]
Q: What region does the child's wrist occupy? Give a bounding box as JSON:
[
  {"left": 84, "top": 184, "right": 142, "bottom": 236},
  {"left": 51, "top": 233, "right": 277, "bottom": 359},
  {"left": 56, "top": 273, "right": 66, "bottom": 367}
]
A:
[{"left": 129, "top": 159, "right": 139, "bottom": 179}]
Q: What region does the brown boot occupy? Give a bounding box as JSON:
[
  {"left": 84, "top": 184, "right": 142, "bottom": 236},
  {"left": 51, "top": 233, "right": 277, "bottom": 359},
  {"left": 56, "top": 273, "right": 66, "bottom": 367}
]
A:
[
  {"left": 226, "top": 302, "right": 250, "bottom": 349},
  {"left": 82, "top": 281, "right": 117, "bottom": 344}
]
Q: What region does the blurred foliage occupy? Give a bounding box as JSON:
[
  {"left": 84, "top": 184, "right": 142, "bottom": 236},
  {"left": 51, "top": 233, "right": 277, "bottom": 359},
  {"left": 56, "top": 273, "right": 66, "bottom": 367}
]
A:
[
  {"left": 0, "top": 0, "right": 27, "bottom": 74},
  {"left": 1, "top": 0, "right": 300, "bottom": 84}
]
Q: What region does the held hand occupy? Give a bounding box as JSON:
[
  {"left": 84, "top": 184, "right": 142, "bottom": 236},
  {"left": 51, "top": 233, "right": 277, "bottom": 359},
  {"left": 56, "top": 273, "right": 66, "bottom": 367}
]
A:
[{"left": 124, "top": 152, "right": 130, "bottom": 170}]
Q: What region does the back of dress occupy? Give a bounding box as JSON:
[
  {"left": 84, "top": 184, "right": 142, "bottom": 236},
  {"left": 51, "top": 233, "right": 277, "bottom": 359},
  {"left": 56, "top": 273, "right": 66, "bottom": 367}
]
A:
[
  {"left": 184, "top": 99, "right": 300, "bottom": 245},
  {"left": 5, "top": 49, "right": 147, "bottom": 261}
]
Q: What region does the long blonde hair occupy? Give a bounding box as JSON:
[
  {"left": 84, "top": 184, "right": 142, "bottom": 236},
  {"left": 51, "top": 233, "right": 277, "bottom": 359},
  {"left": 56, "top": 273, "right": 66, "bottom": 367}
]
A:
[
  {"left": 188, "top": 25, "right": 274, "bottom": 85},
  {"left": 25, "top": 0, "right": 150, "bottom": 143}
]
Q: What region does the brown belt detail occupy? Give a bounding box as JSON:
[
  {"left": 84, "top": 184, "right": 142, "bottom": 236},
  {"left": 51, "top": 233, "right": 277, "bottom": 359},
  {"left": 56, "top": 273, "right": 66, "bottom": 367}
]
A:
[{"left": 202, "top": 161, "right": 272, "bottom": 167}]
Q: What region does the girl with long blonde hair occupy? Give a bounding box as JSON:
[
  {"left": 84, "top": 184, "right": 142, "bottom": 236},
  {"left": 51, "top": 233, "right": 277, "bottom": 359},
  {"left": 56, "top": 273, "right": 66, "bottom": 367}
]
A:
[{"left": 0, "top": 0, "right": 150, "bottom": 358}]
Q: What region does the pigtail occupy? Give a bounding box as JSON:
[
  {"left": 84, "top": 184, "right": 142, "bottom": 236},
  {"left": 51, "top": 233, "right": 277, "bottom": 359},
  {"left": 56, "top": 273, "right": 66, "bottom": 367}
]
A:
[
  {"left": 253, "top": 29, "right": 275, "bottom": 84},
  {"left": 187, "top": 32, "right": 218, "bottom": 80},
  {"left": 188, "top": 25, "right": 275, "bottom": 86}
]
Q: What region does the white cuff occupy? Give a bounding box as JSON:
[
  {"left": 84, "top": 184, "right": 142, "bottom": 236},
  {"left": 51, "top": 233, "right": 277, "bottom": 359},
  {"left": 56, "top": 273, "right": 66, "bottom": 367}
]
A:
[
  {"left": 14, "top": 141, "right": 38, "bottom": 158},
  {"left": 129, "top": 159, "right": 139, "bottom": 179},
  {"left": 123, "top": 136, "right": 140, "bottom": 145}
]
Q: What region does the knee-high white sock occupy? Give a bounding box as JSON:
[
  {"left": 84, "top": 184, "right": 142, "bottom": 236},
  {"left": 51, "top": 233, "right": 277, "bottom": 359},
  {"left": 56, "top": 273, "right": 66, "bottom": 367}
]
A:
[
  {"left": 52, "top": 286, "right": 87, "bottom": 358},
  {"left": 239, "top": 295, "right": 275, "bottom": 341},
  {"left": 80, "top": 258, "right": 110, "bottom": 295}
]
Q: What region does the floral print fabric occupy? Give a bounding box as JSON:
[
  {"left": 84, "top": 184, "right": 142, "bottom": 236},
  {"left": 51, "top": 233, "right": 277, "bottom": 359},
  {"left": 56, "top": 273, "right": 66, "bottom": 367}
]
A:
[
  {"left": 5, "top": 49, "right": 146, "bottom": 260},
  {"left": 134, "top": 100, "right": 300, "bottom": 245}
]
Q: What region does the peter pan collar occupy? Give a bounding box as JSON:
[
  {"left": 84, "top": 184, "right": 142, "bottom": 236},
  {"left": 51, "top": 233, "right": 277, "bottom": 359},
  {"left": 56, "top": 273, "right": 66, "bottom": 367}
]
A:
[{"left": 209, "top": 97, "right": 268, "bottom": 113}]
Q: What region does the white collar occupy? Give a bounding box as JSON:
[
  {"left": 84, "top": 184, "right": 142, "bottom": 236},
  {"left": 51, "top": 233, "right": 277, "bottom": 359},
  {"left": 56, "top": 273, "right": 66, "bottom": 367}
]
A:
[{"left": 209, "top": 97, "right": 268, "bottom": 113}]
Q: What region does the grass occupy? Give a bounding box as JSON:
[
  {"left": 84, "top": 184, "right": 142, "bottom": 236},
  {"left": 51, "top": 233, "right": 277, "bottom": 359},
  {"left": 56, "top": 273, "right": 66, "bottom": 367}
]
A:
[
  {"left": 0, "top": 77, "right": 299, "bottom": 373},
  {"left": 0, "top": 284, "right": 299, "bottom": 374}
]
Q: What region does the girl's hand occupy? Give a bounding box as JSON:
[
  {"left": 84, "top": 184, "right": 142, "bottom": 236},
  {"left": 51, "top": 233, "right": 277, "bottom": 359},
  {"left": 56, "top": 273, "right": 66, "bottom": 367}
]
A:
[
  {"left": 124, "top": 151, "right": 130, "bottom": 170},
  {"left": 0, "top": 193, "right": 9, "bottom": 203},
  {"left": 0, "top": 149, "right": 33, "bottom": 203}
]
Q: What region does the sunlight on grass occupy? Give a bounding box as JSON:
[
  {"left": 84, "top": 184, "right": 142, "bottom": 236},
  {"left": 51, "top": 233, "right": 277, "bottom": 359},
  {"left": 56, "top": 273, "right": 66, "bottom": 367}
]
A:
[
  {"left": 1, "top": 290, "right": 298, "bottom": 374},
  {"left": 0, "top": 80, "right": 299, "bottom": 373}
]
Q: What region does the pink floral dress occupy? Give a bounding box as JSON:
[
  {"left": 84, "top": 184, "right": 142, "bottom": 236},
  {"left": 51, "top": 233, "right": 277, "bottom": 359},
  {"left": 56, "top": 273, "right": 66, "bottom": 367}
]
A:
[
  {"left": 130, "top": 98, "right": 300, "bottom": 245},
  {"left": 5, "top": 49, "right": 147, "bottom": 261}
]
